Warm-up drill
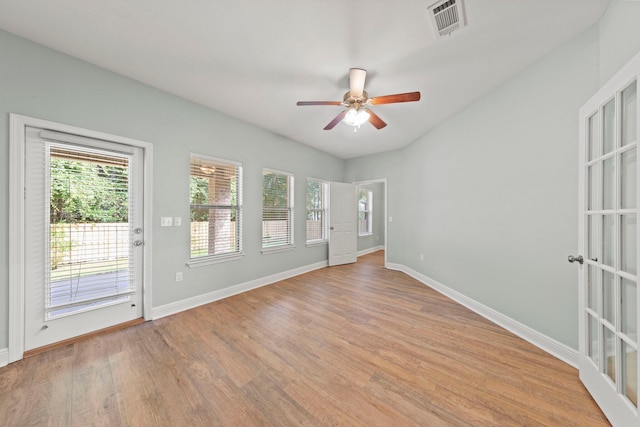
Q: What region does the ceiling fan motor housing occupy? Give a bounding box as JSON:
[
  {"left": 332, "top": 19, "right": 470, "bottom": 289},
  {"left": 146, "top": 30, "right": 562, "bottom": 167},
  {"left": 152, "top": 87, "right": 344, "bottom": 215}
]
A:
[{"left": 343, "top": 90, "right": 369, "bottom": 110}]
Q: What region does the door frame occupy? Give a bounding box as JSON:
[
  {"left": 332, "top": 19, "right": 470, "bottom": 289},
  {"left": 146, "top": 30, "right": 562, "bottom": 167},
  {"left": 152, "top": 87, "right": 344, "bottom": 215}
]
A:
[
  {"left": 8, "top": 114, "right": 154, "bottom": 364},
  {"left": 354, "top": 178, "right": 388, "bottom": 268}
]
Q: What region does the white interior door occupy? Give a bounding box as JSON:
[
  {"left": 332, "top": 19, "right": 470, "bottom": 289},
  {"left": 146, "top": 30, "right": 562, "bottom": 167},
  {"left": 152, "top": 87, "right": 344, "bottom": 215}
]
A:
[
  {"left": 329, "top": 182, "right": 357, "bottom": 266},
  {"left": 578, "top": 51, "right": 640, "bottom": 426},
  {"left": 24, "top": 127, "right": 144, "bottom": 351}
]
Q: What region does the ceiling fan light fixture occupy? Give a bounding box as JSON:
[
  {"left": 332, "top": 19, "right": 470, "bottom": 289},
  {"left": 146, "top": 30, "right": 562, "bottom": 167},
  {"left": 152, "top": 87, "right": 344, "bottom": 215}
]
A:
[{"left": 343, "top": 108, "right": 370, "bottom": 127}]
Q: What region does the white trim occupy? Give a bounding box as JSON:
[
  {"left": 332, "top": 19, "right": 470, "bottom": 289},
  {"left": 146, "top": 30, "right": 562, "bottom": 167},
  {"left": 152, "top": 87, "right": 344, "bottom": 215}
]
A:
[
  {"left": 357, "top": 245, "right": 384, "bottom": 257},
  {"left": 306, "top": 240, "right": 328, "bottom": 247},
  {"left": 152, "top": 260, "right": 328, "bottom": 319},
  {"left": 0, "top": 348, "right": 8, "bottom": 367},
  {"left": 190, "top": 152, "right": 243, "bottom": 168},
  {"left": 261, "top": 244, "right": 296, "bottom": 255},
  {"left": 354, "top": 178, "right": 388, "bottom": 268},
  {"left": 8, "top": 114, "right": 154, "bottom": 362},
  {"left": 186, "top": 252, "right": 244, "bottom": 268},
  {"left": 387, "top": 263, "right": 579, "bottom": 367}
]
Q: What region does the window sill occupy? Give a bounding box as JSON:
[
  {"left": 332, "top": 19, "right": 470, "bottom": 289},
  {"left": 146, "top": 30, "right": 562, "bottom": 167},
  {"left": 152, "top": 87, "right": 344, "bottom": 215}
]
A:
[
  {"left": 186, "top": 252, "right": 244, "bottom": 268},
  {"left": 306, "top": 240, "right": 328, "bottom": 247},
  {"left": 261, "top": 245, "right": 296, "bottom": 255},
  {"left": 358, "top": 233, "right": 373, "bottom": 238}
]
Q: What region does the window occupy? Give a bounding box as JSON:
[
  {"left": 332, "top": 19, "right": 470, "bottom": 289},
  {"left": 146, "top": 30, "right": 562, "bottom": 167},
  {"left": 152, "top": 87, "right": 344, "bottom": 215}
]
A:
[
  {"left": 358, "top": 189, "right": 373, "bottom": 236},
  {"left": 262, "top": 169, "right": 294, "bottom": 250},
  {"left": 189, "top": 154, "right": 242, "bottom": 263},
  {"left": 306, "top": 178, "right": 328, "bottom": 244}
]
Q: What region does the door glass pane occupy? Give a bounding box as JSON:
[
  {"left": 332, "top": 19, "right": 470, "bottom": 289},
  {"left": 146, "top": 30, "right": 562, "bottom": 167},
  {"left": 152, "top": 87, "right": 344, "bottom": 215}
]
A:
[
  {"left": 605, "top": 328, "right": 617, "bottom": 382},
  {"left": 588, "top": 215, "right": 599, "bottom": 261},
  {"left": 588, "top": 164, "right": 598, "bottom": 211},
  {"left": 48, "top": 145, "right": 133, "bottom": 318},
  {"left": 621, "top": 214, "right": 637, "bottom": 275},
  {"left": 622, "top": 341, "right": 638, "bottom": 407},
  {"left": 622, "top": 278, "right": 638, "bottom": 338},
  {"left": 622, "top": 81, "right": 637, "bottom": 147},
  {"left": 604, "top": 99, "right": 616, "bottom": 154},
  {"left": 621, "top": 148, "right": 637, "bottom": 209},
  {"left": 588, "top": 265, "right": 599, "bottom": 311},
  {"left": 604, "top": 271, "right": 615, "bottom": 324},
  {"left": 603, "top": 215, "right": 615, "bottom": 267},
  {"left": 589, "top": 111, "right": 601, "bottom": 161},
  {"left": 589, "top": 314, "right": 600, "bottom": 365},
  {"left": 603, "top": 157, "right": 615, "bottom": 210}
]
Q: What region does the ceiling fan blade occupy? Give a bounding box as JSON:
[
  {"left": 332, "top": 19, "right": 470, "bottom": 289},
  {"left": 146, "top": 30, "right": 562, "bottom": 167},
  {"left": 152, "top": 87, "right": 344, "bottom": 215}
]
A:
[
  {"left": 370, "top": 91, "right": 421, "bottom": 105},
  {"left": 324, "top": 110, "right": 348, "bottom": 130},
  {"left": 297, "top": 101, "right": 343, "bottom": 106},
  {"left": 349, "top": 68, "right": 367, "bottom": 98},
  {"left": 366, "top": 109, "right": 387, "bottom": 129}
]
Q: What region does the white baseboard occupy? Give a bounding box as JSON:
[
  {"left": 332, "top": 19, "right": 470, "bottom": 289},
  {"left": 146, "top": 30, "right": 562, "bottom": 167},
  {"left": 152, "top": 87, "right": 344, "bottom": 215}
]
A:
[
  {"left": 358, "top": 245, "right": 384, "bottom": 257},
  {"left": 387, "top": 263, "right": 579, "bottom": 368},
  {"left": 0, "top": 348, "right": 8, "bottom": 367},
  {"left": 151, "top": 260, "right": 328, "bottom": 320}
]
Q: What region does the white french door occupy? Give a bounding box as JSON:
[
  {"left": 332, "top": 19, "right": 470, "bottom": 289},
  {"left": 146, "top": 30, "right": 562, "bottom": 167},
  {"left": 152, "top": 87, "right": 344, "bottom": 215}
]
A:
[
  {"left": 329, "top": 182, "right": 357, "bottom": 266},
  {"left": 23, "top": 126, "right": 144, "bottom": 351},
  {"left": 578, "top": 51, "right": 640, "bottom": 426}
]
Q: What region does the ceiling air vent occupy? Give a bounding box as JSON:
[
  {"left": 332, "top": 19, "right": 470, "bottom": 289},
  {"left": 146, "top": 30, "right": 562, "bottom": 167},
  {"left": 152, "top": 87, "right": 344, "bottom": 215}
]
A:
[{"left": 427, "top": 0, "right": 467, "bottom": 38}]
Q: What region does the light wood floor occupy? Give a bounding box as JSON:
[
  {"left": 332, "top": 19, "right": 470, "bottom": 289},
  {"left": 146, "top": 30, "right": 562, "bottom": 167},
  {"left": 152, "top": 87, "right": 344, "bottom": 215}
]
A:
[{"left": 0, "top": 251, "right": 610, "bottom": 426}]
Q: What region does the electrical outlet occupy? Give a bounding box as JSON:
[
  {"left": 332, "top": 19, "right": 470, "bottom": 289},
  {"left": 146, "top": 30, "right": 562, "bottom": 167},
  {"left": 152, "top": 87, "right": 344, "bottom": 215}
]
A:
[
  {"left": 161, "top": 217, "right": 173, "bottom": 227},
  {"left": 176, "top": 272, "right": 183, "bottom": 282},
  {"left": 420, "top": 254, "right": 424, "bottom": 261}
]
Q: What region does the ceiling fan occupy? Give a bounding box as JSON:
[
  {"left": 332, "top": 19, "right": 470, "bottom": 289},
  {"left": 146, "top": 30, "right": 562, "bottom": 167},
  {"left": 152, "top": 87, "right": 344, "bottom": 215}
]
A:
[{"left": 296, "top": 68, "right": 421, "bottom": 131}]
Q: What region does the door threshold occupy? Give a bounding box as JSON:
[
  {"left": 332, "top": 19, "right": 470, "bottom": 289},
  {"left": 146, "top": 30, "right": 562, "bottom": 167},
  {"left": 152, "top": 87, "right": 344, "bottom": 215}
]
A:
[{"left": 23, "top": 318, "right": 145, "bottom": 358}]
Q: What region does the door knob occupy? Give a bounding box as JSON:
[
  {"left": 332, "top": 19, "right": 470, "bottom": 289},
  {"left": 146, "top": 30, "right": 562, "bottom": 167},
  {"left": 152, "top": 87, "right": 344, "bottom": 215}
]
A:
[
  {"left": 330, "top": 226, "right": 335, "bottom": 230},
  {"left": 568, "top": 255, "right": 584, "bottom": 265}
]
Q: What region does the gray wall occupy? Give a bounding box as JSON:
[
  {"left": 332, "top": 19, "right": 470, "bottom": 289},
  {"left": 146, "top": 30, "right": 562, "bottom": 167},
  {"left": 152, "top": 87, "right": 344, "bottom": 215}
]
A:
[
  {"left": 356, "top": 181, "right": 385, "bottom": 253},
  {"left": 0, "top": 30, "right": 345, "bottom": 348},
  {"left": 2, "top": 0, "right": 640, "bottom": 355},
  {"left": 346, "top": 0, "right": 640, "bottom": 350}
]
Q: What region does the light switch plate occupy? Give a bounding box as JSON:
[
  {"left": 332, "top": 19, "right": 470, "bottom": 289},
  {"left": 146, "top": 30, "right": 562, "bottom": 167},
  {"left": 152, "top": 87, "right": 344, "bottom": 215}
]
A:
[
  {"left": 174, "top": 216, "right": 182, "bottom": 226},
  {"left": 161, "top": 217, "right": 173, "bottom": 227}
]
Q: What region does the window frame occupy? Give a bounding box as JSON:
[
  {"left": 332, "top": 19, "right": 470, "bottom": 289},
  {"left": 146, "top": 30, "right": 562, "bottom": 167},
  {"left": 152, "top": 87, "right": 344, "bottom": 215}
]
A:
[
  {"left": 262, "top": 168, "right": 295, "bottom": 253},
  {"left": 358, "top": 189, "right": 373, "bottom": 237},
  {"left": 187, "top": 153, "right": 243, "bottom": 267},
  {"left": 306, "top": 178, "right": 329, "bottom": 245}
]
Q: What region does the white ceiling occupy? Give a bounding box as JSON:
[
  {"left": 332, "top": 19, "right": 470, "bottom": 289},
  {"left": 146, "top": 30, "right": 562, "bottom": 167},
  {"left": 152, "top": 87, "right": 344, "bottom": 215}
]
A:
[{"left": 0, "top": 0, "right": 610, "bottom": 159}]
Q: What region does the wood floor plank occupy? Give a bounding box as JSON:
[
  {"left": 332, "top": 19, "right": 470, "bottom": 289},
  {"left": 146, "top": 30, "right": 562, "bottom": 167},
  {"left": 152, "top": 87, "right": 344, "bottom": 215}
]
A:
[{"left": 0, "top": 251, "right": 610, "bottom": 426}]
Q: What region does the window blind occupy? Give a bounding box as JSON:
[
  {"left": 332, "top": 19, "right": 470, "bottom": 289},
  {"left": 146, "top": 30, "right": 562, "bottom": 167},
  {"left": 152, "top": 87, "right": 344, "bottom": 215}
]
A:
[
  {"left": 262, "top": 169, "right": 294, "bottom": 248},
  {"left": 44, "top": 142, "right": 135, "bottom": 318},
  {"left": 358, "top": 189, "right": 373, "bottom": 236},
  {"left": 190, "top": 154, "right": 243, "bottom": 260},
  {"left": 306, "top": 178, "right": 328, "bottom": 243}
]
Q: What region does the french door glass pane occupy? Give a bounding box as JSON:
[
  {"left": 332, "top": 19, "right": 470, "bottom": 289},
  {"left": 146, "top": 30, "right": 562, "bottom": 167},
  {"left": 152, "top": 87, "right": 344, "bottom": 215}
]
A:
[
  {"left": 621, "top": 148, "right": 637, "bottom": 209},
  {"left": 604, "top": 271, "right": 615, "bottom": 324},
  {"left": 589, "top": 215, "right": 599, "bottom": 260},
  {"left": 622, "top": 342, "right": 638, "bottom": 407},
  {"left": 604, "top": 99, "right": 616, "bottom": 154},
  {"left": 622, "top": 81, "right": 637, "bottom": 147},
  {"left": 588, "top": 164, "right": 598, "bottom": 211},
  {"left": 603, "top": 157, "right": 615, "bottom": 210},
  {"left": 603, "top": 215, "right": 615, "bottom": 267},
  {"left": 589, "top": 112, "right": 601, "bottom": 161},
  {"left": 621, "top": 214, "right": 637, "bottom": 275},
  {"left": 589, "top": 314, "right": 600, "bottom": 365},
  {"left": 588, "top": 265, "right": 599, "bottom": 311},
  {"left": 605, "top": 327, "right": 617, "bottom": 382},
  {"left": 622, "top": 278, "right": 638, "bottom": 337}
]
